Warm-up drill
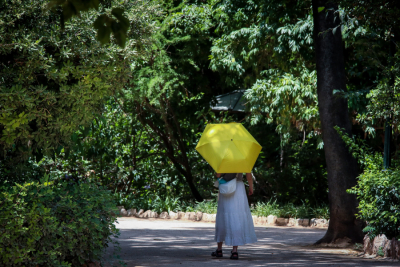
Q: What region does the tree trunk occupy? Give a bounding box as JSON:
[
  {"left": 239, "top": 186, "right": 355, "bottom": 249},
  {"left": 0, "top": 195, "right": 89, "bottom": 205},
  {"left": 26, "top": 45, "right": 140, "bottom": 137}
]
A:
[
  {"left": 135, "top": 102, "right": 204, "bottom": 202},
  {"left": 279, "top": 134, "right": 284, "bottom": 172},
  {"left": 173, "top": 162, "right": 204, "bottom": 202},
  {"left": 312, "top": 0, "right": 364, "bottom": 244}
]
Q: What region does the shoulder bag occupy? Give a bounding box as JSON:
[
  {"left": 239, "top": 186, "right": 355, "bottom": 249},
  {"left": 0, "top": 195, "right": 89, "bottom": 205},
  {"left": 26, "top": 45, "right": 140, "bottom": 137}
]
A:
[{"left": 218, "top": 173, "right": 238, "bottom": 196}]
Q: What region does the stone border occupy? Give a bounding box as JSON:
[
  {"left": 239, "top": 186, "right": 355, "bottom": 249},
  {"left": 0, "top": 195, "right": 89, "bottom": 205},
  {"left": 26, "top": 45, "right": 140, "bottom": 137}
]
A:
[
  {"left": 116, "top": 206, "right": 329, "bottom": 228},
  {"left": 363, "top": 234, "right": 400, "bottom": 259}
]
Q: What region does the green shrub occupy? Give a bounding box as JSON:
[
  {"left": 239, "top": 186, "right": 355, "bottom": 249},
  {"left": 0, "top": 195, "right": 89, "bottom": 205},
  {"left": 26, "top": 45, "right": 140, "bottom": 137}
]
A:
[
  {"left": 251, "top": 200, "right": 281, "bottom": 217},
  {"left": 251, "top": 200, "right": 329, "bottom": 219},
  {"left": 348, "top": 168, "right": 400, "bottom": 239},
  {"left": 114, "top": 192, "right": 151, "bottom": 211},
  {"left": 187, "top": 200, "right": 218, "bottom": 214},
  {"left": 279, "top": 203, "right": 311, "bottom": 219},
  {"left": 152, "top": 196, "right": 182, "bottom": 213},
  {"left": 251, "top": 136, "right": 328, "bottom": 207},
  {"left": 377, "top": 246, "right": 385, "bottom": 257},
  {"left": 0, "top": 159, "right": 44, "bottom": 189},
  {"left": 311, "top": 204, "right": 330, "bottom": 219},
  {"left": 0, "top": 176, "right": 119, "bottom": 266},
  {"left": 115, "top": 191, "right": 182, "bottom": 213},
  {"left": 336, "top": 126, "right": 400, "bottom": 239}
]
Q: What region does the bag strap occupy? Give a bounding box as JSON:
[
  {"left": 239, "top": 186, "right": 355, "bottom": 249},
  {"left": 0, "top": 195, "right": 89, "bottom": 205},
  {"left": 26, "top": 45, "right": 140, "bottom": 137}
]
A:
[{"left": 220, "top": 173, "right": 239, "bottom": 181}]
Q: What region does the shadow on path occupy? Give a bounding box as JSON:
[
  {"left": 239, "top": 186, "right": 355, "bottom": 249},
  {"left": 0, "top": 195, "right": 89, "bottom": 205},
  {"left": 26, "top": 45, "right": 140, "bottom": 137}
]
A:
[{"left": 104, "top": 218, "right": 398, "bottom": 267}]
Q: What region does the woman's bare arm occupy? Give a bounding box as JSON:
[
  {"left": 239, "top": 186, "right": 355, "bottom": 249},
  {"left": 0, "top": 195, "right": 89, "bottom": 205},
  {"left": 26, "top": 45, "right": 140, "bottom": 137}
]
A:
[{"left": 246, "top": 173, "right": 253, "bottom": 195}]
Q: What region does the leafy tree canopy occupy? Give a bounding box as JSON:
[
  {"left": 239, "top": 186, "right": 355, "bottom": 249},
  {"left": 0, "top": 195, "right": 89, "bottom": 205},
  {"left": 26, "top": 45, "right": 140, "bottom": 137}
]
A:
[{"left": 0, "top": 0, "right": 160, "bottom": 161}]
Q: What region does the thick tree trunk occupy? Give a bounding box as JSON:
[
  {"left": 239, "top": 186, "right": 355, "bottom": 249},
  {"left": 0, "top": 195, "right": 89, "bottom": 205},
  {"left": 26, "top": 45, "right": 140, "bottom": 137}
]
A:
[{"left": 312, "top": 0, "right": 364, "bottom": 244}]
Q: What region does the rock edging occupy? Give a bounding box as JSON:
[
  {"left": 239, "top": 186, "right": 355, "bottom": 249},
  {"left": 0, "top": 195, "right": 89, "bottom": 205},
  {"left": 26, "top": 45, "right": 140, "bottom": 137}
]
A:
[
  {"left": 363, "top": 234, "right": 400, "bottom": 259},
  {"left": 115, "top": 206, "right": 329, "bottom": 228}
]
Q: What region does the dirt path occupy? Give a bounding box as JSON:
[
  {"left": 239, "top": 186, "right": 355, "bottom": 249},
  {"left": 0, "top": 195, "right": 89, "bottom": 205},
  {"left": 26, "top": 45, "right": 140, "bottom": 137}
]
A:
[{"left": 104, "top": 217, "right": 398, "bottom": 267}]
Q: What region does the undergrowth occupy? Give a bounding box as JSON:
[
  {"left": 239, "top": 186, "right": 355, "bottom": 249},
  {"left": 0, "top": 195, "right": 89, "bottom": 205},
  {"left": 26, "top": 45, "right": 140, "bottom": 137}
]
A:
[
  {"left": 116, "top": 193, "right": 329, "bottom": 219},
  {"left": 251, "top": 200, "right": 329, "bottom": 219}
]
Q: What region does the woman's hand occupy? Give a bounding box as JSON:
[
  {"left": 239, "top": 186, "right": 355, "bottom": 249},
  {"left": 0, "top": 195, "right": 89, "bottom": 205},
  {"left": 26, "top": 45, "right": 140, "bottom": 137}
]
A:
[{"left": 246, "top": 173, "right": 253, "bottom": 196}]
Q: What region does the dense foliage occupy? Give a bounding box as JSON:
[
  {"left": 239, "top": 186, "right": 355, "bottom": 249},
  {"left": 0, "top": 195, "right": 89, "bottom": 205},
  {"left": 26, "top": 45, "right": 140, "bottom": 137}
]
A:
[
  {"left": 350, "top": 167, "right": 400, "bottom": 239},
  {"left": 3, "top": 0, "right": 400, "bottom": 249},
  {"left": 337, "top": 127, "right": 400, "bottom": 239},
  {"left": 251, "top": 199, "right": 329, "bottom": 219},
  {"left": 1, "top": 0, "right": 330, "bottom": 206},
  {"left": 0, "top": 177, "right": 118, "bottom": 266},
  {"left": 0, "top": 0, "right": 159, "bottom": 162}
]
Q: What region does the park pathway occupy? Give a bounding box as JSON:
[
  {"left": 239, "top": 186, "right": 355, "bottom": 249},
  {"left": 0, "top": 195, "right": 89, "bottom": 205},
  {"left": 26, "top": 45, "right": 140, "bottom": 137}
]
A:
[{"left": 105, "top": 217, "right": 398, "bottom": 267}]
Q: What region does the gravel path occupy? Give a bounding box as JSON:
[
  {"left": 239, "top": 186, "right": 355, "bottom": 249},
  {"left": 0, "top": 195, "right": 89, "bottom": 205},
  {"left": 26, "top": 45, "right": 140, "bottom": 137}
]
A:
[{"left": 104, "top": 217, "right": 398, "bottom": 267}]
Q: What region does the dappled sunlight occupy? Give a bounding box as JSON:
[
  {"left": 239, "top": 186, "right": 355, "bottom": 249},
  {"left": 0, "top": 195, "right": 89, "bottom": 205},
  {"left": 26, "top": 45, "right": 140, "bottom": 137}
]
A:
[
  {"left": 3, "top": 0, "right": 396, "bottom": 266},
  {"left": 104, "top": 218, "right": 399, "bottom": 267}
]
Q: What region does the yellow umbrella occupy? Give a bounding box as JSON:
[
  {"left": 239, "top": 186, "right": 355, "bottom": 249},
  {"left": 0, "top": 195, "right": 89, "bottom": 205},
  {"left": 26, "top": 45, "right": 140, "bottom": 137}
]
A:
[{"left": 195, "top": 123, "right": 262, "bottom": 173}]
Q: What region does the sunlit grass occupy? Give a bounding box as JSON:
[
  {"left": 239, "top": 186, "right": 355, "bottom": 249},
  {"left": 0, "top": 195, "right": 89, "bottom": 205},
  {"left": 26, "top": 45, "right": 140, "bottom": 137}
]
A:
[
  {"left": 116, "top": 192, "right": 329, "bottom": 220},
  {"left": 185, "top": 199, "right": 218, "bottom": 214},
  {"left": 251, "top": 200, "right": 329, "bottom": 219}
]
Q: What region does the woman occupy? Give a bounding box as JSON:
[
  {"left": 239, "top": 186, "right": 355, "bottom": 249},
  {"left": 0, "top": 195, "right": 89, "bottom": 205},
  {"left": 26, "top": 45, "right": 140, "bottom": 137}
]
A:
[{"left": 212, "top": 173, "right": 257, "bottom": 260}]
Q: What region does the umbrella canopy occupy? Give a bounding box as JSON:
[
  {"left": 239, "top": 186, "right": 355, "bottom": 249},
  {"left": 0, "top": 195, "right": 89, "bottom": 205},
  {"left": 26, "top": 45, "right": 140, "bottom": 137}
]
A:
[{"left": 196, "top": 123, "right": 262, "bottom": 173}]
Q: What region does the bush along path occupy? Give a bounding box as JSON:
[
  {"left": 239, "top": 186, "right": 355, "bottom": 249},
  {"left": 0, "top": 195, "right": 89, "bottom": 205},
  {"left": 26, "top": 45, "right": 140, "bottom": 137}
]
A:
[
  {"left": 0, "top": 178, "right": 119, "bottom": 266},
  {"left": 115, "top": 206, "right": 329, "bottom": 228}
]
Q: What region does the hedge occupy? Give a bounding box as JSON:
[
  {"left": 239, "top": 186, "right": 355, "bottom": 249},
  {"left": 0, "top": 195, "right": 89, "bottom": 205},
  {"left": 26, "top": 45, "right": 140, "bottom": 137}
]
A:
[{"left": 0, "top": 177, "right": 119, "bottom": 266}]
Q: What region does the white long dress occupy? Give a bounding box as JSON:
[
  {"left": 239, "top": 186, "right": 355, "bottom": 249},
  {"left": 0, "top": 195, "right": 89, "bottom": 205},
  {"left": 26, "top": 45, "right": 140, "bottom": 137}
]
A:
[{"left": 214, "top": 174, "right": 257, "bottom": 246}]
